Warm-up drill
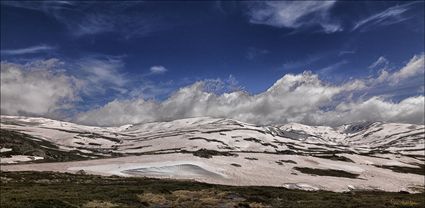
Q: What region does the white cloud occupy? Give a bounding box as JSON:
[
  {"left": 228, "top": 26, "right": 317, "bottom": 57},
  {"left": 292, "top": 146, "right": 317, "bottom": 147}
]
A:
[
  {"left": 352, "top": 3, "right": 413, "bottom": 31},
  {"left": 2, "top": 54, "right": 423, "bottom": 127},
  {"left": 388, "top": 54, "right": 424, "bottom": 84},
  {"left": 75, "top": 72, "right": 359, "bottom": 126},
  {"left": 375, "top": 54, "right": 424, "bottom": 85},
  {"left": 76, "top": 54, "right": 424, "bottom": 127},
  {"left": 246, "top": 1, "right": 341, "bottom": 33},
  {"left": 0, "top": 59, "right": 78, "bottom": 116},
  {"left": 314, "top": 96, "right": 424, "bottom": 125},
  {"left": 150, "top": 65, "right": 167, "bottom": 74},
  {"left": 0, "top": 56, "right": 133, "bottom": 117},
  {"left": 1, "top": 45, "right": 55, "bottom": 55}
]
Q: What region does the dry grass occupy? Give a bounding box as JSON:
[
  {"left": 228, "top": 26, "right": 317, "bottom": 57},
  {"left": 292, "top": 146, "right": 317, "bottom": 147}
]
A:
[
  {"left": 249, "top": 202, "right": 269, "bottom": 208},
  {"left": 172, "top": 190, "right": 233, "bottom": 207},
  {"left": 137, "top": 189, "right": 248, "bottom": 208},
  {"left": 390, "top": 199, "right": 419, "bottom": 208},
  {"left": 83, "top": 200, "right": 119, "bottom": 208},
  {"left": 137, "top": 192, "right": 168, "bottom": 205}
]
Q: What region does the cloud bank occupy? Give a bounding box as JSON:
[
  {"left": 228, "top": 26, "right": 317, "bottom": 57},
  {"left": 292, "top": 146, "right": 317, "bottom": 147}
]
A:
[
  {"left": 1, "top": 54, "right": 424, "bottom": 127},
  {"left": 75, "top": 54, "right": 424, "bottom": 126}
]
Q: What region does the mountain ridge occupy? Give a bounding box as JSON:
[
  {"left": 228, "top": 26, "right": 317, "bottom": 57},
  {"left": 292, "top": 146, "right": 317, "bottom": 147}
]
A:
[{"left": 1, "top": 115, "right": 424, "bottom": 193}]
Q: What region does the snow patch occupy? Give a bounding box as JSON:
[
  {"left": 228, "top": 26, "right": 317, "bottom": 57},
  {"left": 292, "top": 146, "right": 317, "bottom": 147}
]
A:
[{"left": 0, "top": 155, "right": 44, "bottom": 164}]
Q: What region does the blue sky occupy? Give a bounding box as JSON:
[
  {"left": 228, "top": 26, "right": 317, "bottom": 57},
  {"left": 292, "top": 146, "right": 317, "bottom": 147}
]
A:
[{"left": 1, "top": 1, "right": 424, "bottom": 126}]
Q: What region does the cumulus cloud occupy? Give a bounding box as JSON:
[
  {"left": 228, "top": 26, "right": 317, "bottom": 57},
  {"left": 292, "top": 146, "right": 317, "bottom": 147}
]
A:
[
  {"left": 0, "top": 56, "right": 134, "bottom": 117},
  {"left": 75, "top": 72, "right": 362, "bottom": 126},
  {"left": 76, "top": 53, "right": 424, "bottom": 127},
  {"left": 150, "top": 65, "right": 167, "bottom": 74},
  {"left": 376, "top": 54, "right": 424, "bottom": 85},
  {"left": 387, "top": 54, "right": 424, "bottom": 84},
  {"left": 246, "top": 1, "right": 341, "bottom": 33},
  {"left": 0, "top": 59, "right": 79, "bottom": 116},
  {"left": 2, "top": 54, "right": 423, "bottom": 127},
  {"left": 314, "top": 96, "right": 424, "bottom": 125}
]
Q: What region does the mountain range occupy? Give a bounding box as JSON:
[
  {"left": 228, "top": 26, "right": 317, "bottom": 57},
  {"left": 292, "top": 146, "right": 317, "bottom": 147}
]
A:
[{"left": 1, "top": 115, "right": 424, "bottom": 193}]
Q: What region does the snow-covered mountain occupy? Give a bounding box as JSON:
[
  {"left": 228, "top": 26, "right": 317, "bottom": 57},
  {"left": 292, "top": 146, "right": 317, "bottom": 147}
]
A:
[{"left": 1, "top": 115, "right": 424, "bottom": 193}]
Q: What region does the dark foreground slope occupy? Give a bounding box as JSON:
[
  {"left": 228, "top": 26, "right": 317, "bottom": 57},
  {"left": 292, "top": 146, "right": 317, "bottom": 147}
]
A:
[{"left": 1, "top": 171, "right": 424, "bottom": 208}]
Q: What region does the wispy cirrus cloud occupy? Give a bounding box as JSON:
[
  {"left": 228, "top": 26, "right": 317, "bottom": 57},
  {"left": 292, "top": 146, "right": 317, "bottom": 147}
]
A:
[
  {"left": 246, "top": 1, "right": 341, "bottom": 33},
  {"left": 1, "top": 45, "right": 55, "bottom": 56},
  {"left": 318, "top": 60, "right": 349, "bottom": 75},
  {"left": 368, "top": 56, "right": 389, "bottom": 69},
  {"left": 338, "top": 50, "right": 356, "bottom": 56},
  {"left": 245, "top": 1, "right": 421, "bottom": 34},
  {"left": 67, "top": 7, "right": 168, "bottom": 38},
  {"left": 352, "top": 2, "right": 415, "bottom": 31},
  {"left": 1, "top": 1, "right": 181, "bottom": 39},
  {"left": 0, "top": 1, "right": 75, "bottom": 12},
  {"left": 76, "top": 56, "right": 129, "bottom": 95}
]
